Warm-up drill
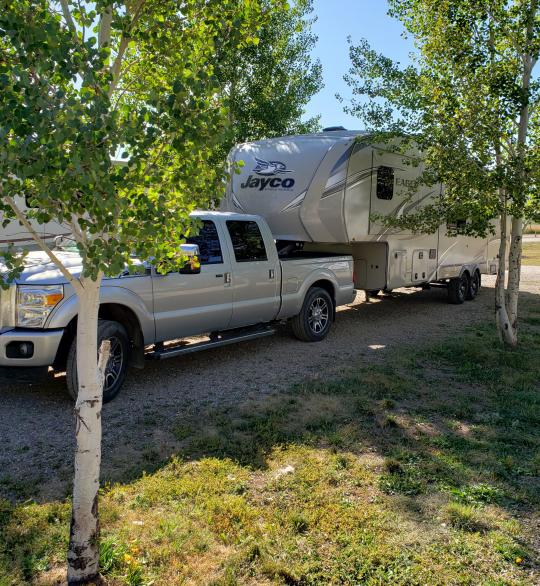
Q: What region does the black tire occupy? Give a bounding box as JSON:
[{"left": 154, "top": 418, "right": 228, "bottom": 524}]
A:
[
  {"left": 367, "top": 289, "right": 381, "bottom": 297},
  {"left": 466, "top": 271, "right": 481, "bottom": 300},
  {"left": 66, "top": 319, "right": 130, "bottom": 403},
  {"left": 291, "top": 287, "right": 334, "bottom": 342},
  {"left": 447, "top": 273, "right": 469, "bottom": 305}
]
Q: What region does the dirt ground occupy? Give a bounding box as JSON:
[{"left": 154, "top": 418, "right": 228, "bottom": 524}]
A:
[{"left": 1, "top": 267, "right": 539, "bottom": 502}]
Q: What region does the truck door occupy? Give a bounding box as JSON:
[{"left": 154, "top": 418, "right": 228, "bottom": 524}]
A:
[
  {"left": 224, "top": 219, "right": 280, "bottom": 328},
  {"left": 152, "top": 219, "right": 233, "bottom": 341}
]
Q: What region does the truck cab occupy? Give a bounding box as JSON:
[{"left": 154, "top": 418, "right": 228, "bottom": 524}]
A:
[{"left": 0, "top": 212, "right": 355, "bottom": 401}]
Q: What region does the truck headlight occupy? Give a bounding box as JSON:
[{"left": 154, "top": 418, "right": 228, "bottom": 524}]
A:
[{"left": 16, "top": 285, "right": 64, "bottom": 328}]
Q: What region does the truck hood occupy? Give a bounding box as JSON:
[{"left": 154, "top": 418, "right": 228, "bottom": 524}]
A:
[
  {"left": 1, "top": 250, "right": 148, "bottom": 286},
  {"left": 2, "top": 250, "right": 84, "bottom": 285}
]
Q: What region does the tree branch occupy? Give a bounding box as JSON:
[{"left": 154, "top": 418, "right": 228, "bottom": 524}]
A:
[
  {"left": 97, "top": 338, "right": 111, "bottom": 389},
  {"left": 108, "top": 36, "right": 130, "bottom": 97},
  {"left": 59, "top": 0, "right": 78, "bottom": 41},
  {"left": 68, "top": 213, "right": 87, "bottom": 245},
  {"left": 108, "top": 0, "right": 146, "bottom": 97},
  {"left": 3, "top": 195, "right": 83, "bottom": 294},
  {"left": 98, "top": 5, "right": 113, "bottom": 48}
]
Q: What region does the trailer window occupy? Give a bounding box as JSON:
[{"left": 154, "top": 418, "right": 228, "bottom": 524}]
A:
[
  {"left": 226, "top": 221, "right": 268, "bottom": 262},
  {"left": 185, "top": 220, "right": 223, "bottom": 264},
  {"left": 376, "top": 166, "right": 394, "bottom": 200}
]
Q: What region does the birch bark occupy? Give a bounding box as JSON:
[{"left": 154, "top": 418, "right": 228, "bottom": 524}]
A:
[
  {"left": 503, "top": 3, "right": 537, "bottom": 345},
  {"left": 506, "top": 216, "right": 523, "bottom": 332},
  {"left": 67, "top": 275, "right": 109, "bottom": 585},
  {"left": 495, "top": 199, "right": 516, "bottom": 346}
]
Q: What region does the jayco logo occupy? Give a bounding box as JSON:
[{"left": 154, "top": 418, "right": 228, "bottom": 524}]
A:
[{"left": 241, "top": 157, "right": 296, "bottom": 190}]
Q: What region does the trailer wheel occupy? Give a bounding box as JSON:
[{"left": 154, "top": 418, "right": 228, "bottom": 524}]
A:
[
  {"left": 66, "top": 320, "right": 130, "bottom": 403},
  {"left": 291, "top": 287, "right": 333, "bottom": 342},
  {"left": 447, "top": 273, "right": 469, "bottom": 305},
  {"left": 466, "top": 271, "right": 481, "bottom": 300}
]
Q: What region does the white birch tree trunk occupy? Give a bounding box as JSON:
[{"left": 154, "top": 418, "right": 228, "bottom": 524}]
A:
[
  {"left": 500, "top": 7, "right": 537, "bottom": 347},
  {"left": 493, "top": 0, "right": 536, "bottom": 348},
  {"left": 506, "top": 216, "right": 523, "bottom": 331},
  {"left": 67, "top": 274, "right": 109, "bottom": 585},
  {"left": 495, "top": 205, "right": 516, "bottom": 347}
]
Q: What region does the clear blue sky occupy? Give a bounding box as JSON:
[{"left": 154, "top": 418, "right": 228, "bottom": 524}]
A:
[{"left": 303, "top": 0, "right": 415, "bottom": 130}]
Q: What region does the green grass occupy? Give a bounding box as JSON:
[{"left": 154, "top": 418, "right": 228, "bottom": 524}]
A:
[
  {"left": 523, "top": 241, "right": 540, "bottom": 265},
  {"left": 1, "top": 312, "right": 539, "bottom": 585}
]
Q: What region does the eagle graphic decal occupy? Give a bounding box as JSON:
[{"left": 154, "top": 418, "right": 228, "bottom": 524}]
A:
[{"left": 253, "top": 157, "right": 294, "bottom": 176}]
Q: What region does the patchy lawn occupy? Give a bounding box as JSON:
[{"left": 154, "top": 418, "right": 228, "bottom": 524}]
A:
[
  {"left": 523, "top": 242, "right": 540, "bottom": 266},
  {"left": 1, "top": 308, "right": 539, "bottom": 585}
]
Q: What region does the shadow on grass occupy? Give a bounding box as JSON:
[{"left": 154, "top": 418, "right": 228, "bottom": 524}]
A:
[
  {"left": 102, "top": 292, "right": 540, "bottom": 520},
  {"left": 103, "top": 294, "right": 539, "bottom": 554},
  {"left": 141, "top": 293, "right": 540, "bottom": 505}
]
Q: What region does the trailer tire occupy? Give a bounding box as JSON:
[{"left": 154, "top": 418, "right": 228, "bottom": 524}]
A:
[
  {"left": 466, "top": 270, "right": 481, "bottom": 300},
  {"left": 66, "top": 319, "right": 130, "bottom": 404},
  {"left": 291, "top": 287, "right": 333, "bottom": 342},
  {"left": 448, "top": 273, "right": 469, "bottom": 305}
]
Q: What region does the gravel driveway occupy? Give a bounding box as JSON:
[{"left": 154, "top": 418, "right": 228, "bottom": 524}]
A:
[{"left": 2, "top": 267, "right": 539, "bottom": 502}]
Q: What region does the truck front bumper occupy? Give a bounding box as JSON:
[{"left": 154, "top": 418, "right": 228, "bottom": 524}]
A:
[{"left": 0, "top": 327, "right": 64, "bottom": 368}]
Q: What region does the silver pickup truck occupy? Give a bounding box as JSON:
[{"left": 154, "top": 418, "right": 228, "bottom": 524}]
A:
[{"left": 0, "top": 212, "right": 355, "bottom": 401}]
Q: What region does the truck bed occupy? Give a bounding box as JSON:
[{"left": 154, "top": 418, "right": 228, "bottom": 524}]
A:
[{"left": 277, "top": 253, "right": 356, "bottom": 320}]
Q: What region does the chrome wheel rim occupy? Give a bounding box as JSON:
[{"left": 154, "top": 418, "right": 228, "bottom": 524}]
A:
[
  {"left": 459, "top": 276, "right": 468, "bottom": 299},
  {"left": 471, "top": 275, "right": 479, "bottom": 296},
  {"left": 103, "top": 336, "right": 124, "bottom": 393},
  {"left": 308, "top": 297, "right": 329, "bottom": 334}
]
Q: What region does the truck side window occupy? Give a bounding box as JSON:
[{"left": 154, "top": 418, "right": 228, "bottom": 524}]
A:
[
  {"left": 377, "top": 166, "right": 394, "bottom": 200},
  {"left": 226, "top": 221, "right": 268, "bottom": 262},
  {"left": 185, "top": 220, "right": 223, "bottom": 264}
]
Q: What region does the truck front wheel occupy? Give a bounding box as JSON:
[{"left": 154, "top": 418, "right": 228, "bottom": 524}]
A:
[
  {"left": 291, "top": 287, "right": 333, "bottom": 342},
  {"left": 66, "top": 319, "right": 130, "bottom": 403}
]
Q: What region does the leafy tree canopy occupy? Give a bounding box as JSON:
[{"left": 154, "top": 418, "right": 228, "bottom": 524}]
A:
[
  {"left": 0, "top": 0, "right": 268, "bottom": 282},
  {"left": 215, "top": 0, "right": 323, "bottom": 158}
]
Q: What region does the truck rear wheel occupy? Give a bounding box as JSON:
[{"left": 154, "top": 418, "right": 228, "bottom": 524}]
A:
[
  {"left": 291, "top": 287, "right": 333, "bottom": 342},
  {"left": 66, "top": 319, "right": 130, "bottom": 403},
  {"left": 447, "top": 273, "right": 469, "bottom": 305}
]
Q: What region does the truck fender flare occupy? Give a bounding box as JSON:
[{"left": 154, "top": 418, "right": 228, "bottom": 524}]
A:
[
  {"left": 46, "top": 285, "right": 153, "bottom": 338},
  {"left": 46, "top": 286, "right": 153, "bottom": 370},
  {"left": 296, "top": 270, "right": 338, "bottom": 314}
]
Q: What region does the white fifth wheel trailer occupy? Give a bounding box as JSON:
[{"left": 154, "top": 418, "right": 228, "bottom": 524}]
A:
[
  {"left": 221, "top": 128, "right": 502, "bottom": 304},
  {"left": 0, "top": 161, "right": 128, "bottom": 250},
  {"left": 0, "top": 196, "right": 70, "bottom": 250}
]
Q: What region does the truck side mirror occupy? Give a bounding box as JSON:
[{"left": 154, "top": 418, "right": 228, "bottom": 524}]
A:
[{"left": 179, "top": 243, "right": 201, "bottom": 275}]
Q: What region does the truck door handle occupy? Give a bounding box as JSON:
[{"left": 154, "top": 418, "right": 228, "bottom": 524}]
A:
[
  {"left": 224, "top": 272, "right": 231, "bottom": 284},
  {"left": 215, "top": 274, "right": 223, "bottom": 278},
  {"left": 269, "top": 269, "right": 275, "bottom": 279}
]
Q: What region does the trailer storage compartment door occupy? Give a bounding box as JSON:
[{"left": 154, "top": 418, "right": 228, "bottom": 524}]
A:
[{"left": 351, "top": 243, "right": 388, "bottom": 290}]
